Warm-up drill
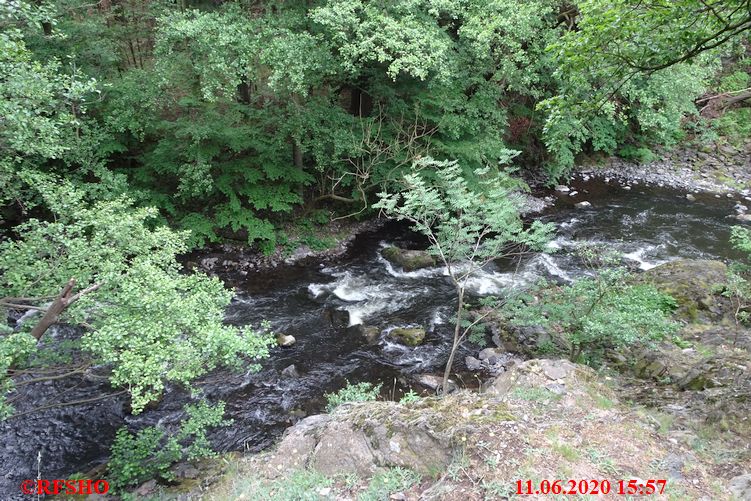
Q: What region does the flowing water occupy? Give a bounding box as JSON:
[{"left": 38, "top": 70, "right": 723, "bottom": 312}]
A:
[{"left": 0, "top": 179, "right": 744, "bottom": 497}]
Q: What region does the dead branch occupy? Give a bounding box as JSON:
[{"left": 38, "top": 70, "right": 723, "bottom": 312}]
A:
[{"left": 29, "top": 279, "right": 101, "bottom": 341}]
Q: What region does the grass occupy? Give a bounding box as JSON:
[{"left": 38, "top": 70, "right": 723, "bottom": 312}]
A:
[
  {"left": 230, "top": 469, "right": 333, "bottom": 500},
  {"left": 552, "top": 442, "right": 581, "bottom": 462},
  {"left": 586, "top": 448, "right": 621, "bottom": 477},
  {"left": 510, "top": 386, "right": 561, "bottom": 403},
  {"left": 481, "top": 479, "right": 517, "bottom": 499},
  {"left": 358, "top": 468, "right": 421, "bottom": 501}
]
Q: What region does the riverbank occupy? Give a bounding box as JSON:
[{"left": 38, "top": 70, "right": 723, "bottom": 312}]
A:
[{"left": 575, "top": 140, "right": 751, "bottom": 195}]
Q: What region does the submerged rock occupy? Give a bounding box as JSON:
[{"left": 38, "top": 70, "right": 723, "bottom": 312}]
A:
[
  {"left": 347, "top": 324, "right": 381, "bottom": 344},
  {"left": 389, "top": 327, "right": 426, "bottom": 346},
  {"left": 381, "top": 246, "right": 436, "bottom": 272}
]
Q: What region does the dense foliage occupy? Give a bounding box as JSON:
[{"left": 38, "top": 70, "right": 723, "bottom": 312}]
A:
[
  {"left": 108, "top": 400, "right": 229, "bottom": 492},
  {"left": 506, "top": 268, "right": 679, "bottom": 363},
  {"left": 324, "top": 380, "right": 382, "bottom": 411},
  {"left": 0, "top": 0, "right": 748, "bottom": 491},
  {"left": 3, "top": 0, "right": 746, "bottom": 247}
]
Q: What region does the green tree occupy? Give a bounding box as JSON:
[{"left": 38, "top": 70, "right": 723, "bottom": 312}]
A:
[
  {"left": 0, "top": 180, "right": 272, "bottom": 417},
  {"left": 539, "top": 0, "right": 749, "bottom": 177},
  {"left": 374, "top": 157, "right": 553, "bottom": 391}
]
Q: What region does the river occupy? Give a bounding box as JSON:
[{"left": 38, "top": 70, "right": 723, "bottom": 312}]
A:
[{"left": 0, "top": 177, "right": 743, "bottom": 497}]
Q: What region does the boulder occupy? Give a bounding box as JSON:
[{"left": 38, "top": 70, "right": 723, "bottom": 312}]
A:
[
  {"left": 323, "top": 308, "right": 351, "bottom": 328},
  {"left": 389, "top": 327, "right": 426, "bottom": 346},
  {"left": 483, "top": 358, "right": 594, "bottom": 398},
  {"left": 276, "top": 334, "right": 296, "bottom": 347},
  {"left": 575, "top": 201, "right": 591, "bottom": 208},
  {"left": 633, "top": 351, "right": 669, "bottom": 380},
  {"left": 540, "top": 359, "right": 577, "bottom": 380},
  {"left": 478, "top": 347, "right": 502, "bottom": 361},
  {"left": 465, "top": 356, "right": 482, "bottom": 371},
  {"left": 266, "top": 402, "right": 457, "bottom": 479},
  {"left": 413, "top": 374, "right": 457, "bottom": 393},
  {"left": 644, "top": 260, "right": 728, "bottom": 321},
  {"left": 381, "top": 247, "right": 436, "bottom": 272},
  {"left": 729, "top": 474, "right": 751, "bottom": 500}
]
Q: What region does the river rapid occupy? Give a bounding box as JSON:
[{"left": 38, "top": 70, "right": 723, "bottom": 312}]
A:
[{"left": 0, "top": 178, "right": 744, "bottom": 497}]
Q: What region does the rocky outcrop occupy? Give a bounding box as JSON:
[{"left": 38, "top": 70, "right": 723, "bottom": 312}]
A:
[
  {"left": 483, "top": 358, "right": 593, "bottom": 398},
  {"left": 381, "top": 247, "right": 436, "bottom": 272},
  {"left": 265, "top": 399, "right": 471, "bottom": 478},
  {"left": 644, "top": 259, "right": 728, "bottom": 321},
  {"left": 389, "top": 327, "right": 426, "bottom": 346}
]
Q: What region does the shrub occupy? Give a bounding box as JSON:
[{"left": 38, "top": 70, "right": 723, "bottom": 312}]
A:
[
  {"left": 108, "top": 401, "right": 229, "bottom": 492},
  {"left": 324, "top": 381, "right": 381, "bottom": 412},
  {"left": 506, "top": 269, "right": 678, "bottom": 363}
]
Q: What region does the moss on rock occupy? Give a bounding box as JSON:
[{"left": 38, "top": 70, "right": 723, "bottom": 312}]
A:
[{"left": 381, "top": 246, "right": 436, "bottom": 272}]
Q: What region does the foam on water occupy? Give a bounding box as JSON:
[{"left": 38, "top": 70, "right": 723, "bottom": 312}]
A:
[{"left": 622, "top": 246, "right": 669, "bottom": 271}]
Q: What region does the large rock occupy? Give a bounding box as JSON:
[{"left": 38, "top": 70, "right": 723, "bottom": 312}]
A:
[
  {"left": 266, "top": 400, "right": 462, "bottom": 478},
  {"left": 389, "top": 327, "right": 426, "bottom": 346},
  {"left": 644, "top": 259, "right": 728, "bottom": 321},
  {"left": 730, "top": 474, "right": 751, "bottom": 500},
  {"left": 381, "top": 247, "right": 436, "bottom": 272},
  {"left": 323, "top": 308, "right": 351, "bottom": 328},
  {"left": 483, "top": 358, "right": 594, "bottom": 398}
]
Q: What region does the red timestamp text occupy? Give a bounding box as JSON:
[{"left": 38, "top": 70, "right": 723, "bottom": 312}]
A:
[{"left": 516, "top": 478, "right": 668, "bottom": 496}]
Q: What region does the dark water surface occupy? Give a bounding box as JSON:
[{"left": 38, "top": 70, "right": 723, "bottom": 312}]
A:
[{"left": 0, "top": 179, "right": 743, "bottom": 497}]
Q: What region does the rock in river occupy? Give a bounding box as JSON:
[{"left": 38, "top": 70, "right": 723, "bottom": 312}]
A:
[
  {"left": 276, "top": 334, "right": 296, "bottom": 347},
  {"left": 381, "top": 246, "right": 436, "bottom": 272},
  {"left": 347, "top": 324, "right": 381, "bottom": 344},
  {"left": 389, "top": 327, "right": 426, "bottom": 346}
]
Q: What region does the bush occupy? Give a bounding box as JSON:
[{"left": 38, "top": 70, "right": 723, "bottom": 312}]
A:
[
  {"left": 324, "top": 381, "right": 381, "bottom": 412},
  {"left": 506, "top": 269, "right": 678, "bottom": 363},
  {"left": 108, "top": 401, "right": 229, "bottom": 492}
]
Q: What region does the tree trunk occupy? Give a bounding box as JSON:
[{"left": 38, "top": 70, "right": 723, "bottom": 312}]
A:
[
  {"left": 442, "top": 288, "right": 465, "bottom": 393},
  {"left": 292, "top": 139, "right": 303, "bottom": 170}
]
